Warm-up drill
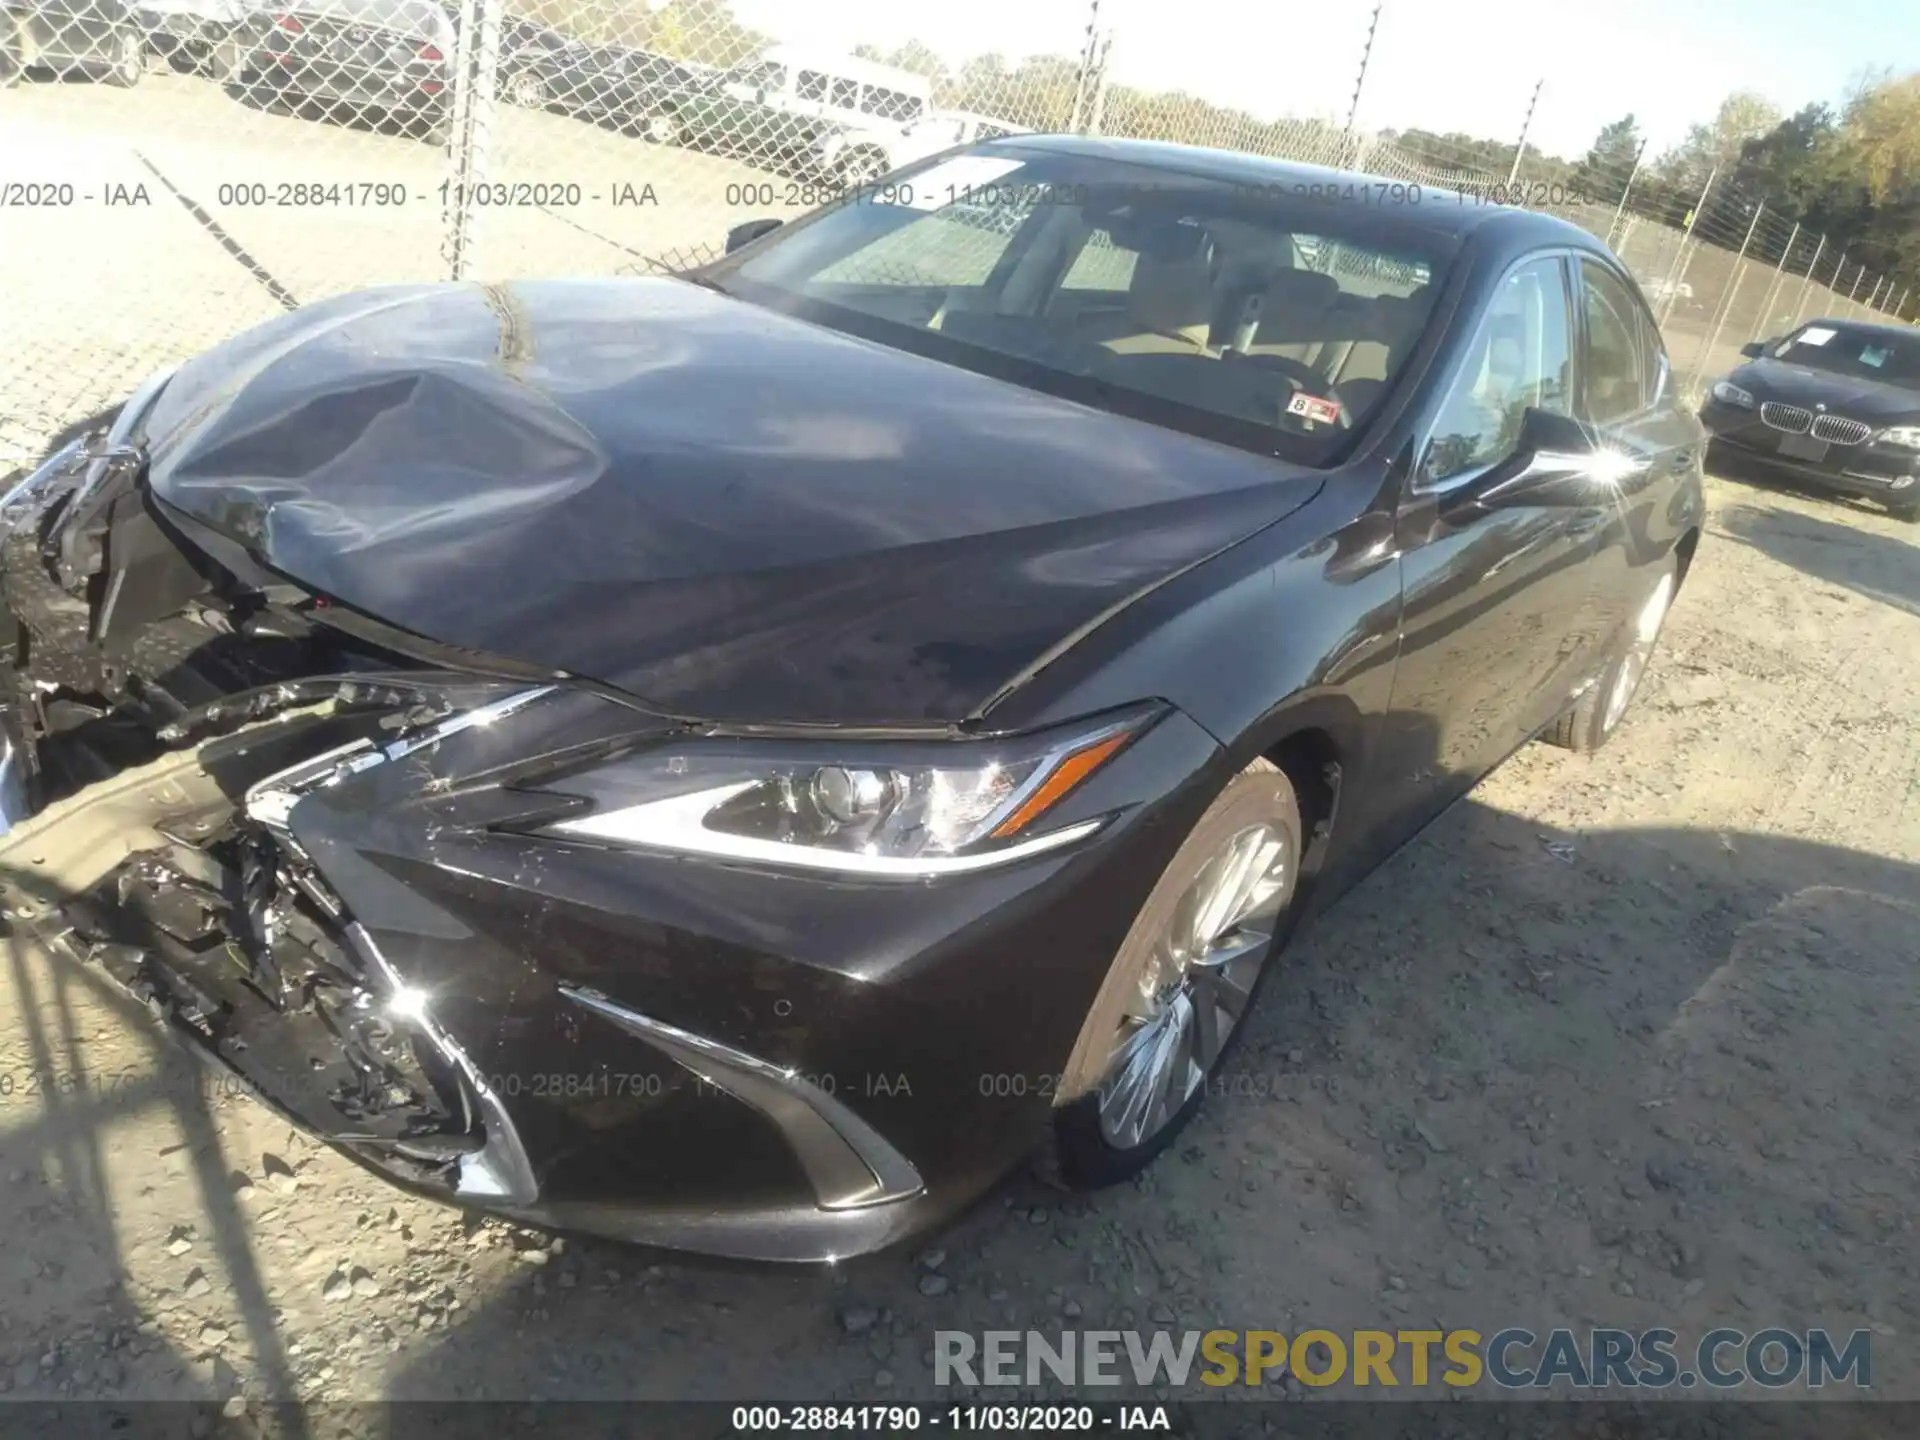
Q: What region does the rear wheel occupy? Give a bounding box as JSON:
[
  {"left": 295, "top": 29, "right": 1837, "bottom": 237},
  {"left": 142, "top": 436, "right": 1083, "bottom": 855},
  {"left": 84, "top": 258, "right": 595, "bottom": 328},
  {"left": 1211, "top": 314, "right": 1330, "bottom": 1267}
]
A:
[
  {"left": 1048, "top": 757, "right": 1301, "bottom": 1188},
  {"left": 506, "top": 70, "right": 546, "bottom": 107},
  {"left": 1544, "top": 560, "right": 1676, "bottom": 753}
]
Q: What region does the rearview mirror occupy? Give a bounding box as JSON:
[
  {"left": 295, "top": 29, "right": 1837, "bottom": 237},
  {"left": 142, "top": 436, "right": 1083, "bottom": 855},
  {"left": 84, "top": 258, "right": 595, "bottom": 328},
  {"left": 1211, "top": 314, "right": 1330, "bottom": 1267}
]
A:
[
  {"left": 1739, "top": 340, "right": 1766, "bottom": 359},
  {"left": 724, "top": 217, "right": 784, "bottom": 254}
]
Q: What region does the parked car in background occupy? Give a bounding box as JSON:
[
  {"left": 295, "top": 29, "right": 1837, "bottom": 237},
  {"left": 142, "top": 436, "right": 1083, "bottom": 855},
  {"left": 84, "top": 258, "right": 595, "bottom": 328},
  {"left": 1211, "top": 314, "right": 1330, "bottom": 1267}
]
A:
[
  {"left": 811, "top": 107, "right": 1029, "bottom": 188},
  {"left": 643, "top": 45, "right": 933, "bottom": 176},
  {"left": 0, "top": 138, "right": 1703, "bottom": 1262},
  {"left": 502, "top": 37, "right": 708, "bottom": 139},
  {"left": 1701, "top": 319, "right": 1920, "bottom": 521},
  {"left": 216, "top": 0, "right": 451, "bottom": 142},
  {"left": 0, "top": 0, "right": 144, "bottom": 85},
  {"left": 132, "top": 0, "right": 246, "bottom": 70}
]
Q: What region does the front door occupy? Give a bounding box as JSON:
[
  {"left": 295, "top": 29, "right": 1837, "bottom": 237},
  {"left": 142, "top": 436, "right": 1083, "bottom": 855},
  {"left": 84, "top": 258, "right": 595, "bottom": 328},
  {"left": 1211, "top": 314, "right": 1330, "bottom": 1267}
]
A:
[{"left": 1371, "top": 251, "right": 1609, "bottom": 840}]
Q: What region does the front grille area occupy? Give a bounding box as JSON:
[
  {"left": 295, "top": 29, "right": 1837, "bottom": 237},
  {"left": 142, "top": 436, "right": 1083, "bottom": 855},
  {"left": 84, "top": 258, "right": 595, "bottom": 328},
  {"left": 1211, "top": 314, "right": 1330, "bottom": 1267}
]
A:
[
  {"left": 1811, "top": 415, "right": 1872, "bottom": 445},
  {"left": 1761, "top": 403, "right": 1813, "bottom": 434}
]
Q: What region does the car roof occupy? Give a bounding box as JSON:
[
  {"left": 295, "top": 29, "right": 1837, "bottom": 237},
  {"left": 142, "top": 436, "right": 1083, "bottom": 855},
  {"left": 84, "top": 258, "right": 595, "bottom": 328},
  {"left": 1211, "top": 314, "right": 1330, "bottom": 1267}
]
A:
[
  {"left": 983, "top": 134, "right": 1607, "bottom": 248},
  {"left": 760, "top": 46, "right": 933, "bottom": 97},
  {"left": 1791, "top": 317, "right": 1917, "bottom": 339}
]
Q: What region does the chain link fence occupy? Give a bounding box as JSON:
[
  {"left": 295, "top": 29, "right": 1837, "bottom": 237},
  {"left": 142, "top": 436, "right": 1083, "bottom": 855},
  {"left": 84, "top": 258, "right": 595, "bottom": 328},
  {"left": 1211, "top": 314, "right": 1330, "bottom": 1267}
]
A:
[{"left": 2, "top": 0, "right": 1911, "bottom": 467}]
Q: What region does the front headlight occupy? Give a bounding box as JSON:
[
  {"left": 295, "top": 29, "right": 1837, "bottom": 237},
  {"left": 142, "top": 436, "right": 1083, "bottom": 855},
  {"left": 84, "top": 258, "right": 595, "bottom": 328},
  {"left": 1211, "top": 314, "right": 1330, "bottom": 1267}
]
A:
[
  {"left": 1711, "top": 380, "right": 1756, "bottom": 408},
  {"left": 1876, "top": 424, "right": 1920, "bottom": 450},
  {"left": 533, "top": 706, "right": 1158, "bottom": 877}
]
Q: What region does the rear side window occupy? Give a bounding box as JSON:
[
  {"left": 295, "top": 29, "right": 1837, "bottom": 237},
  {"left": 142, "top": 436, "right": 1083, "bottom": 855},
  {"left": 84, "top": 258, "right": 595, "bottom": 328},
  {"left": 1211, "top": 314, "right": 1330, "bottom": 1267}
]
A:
[
  {"left": 1579, "top": 259, "right": 1661, "bottom": 423},
  {"left": 796, "top": 70, "right": 829, "bottom": 102}
]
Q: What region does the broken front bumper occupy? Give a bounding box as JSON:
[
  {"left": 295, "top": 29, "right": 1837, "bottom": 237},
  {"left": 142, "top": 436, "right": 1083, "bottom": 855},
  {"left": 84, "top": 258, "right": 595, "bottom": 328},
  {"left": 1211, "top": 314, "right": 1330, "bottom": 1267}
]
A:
[{"left": 2, "top": 677, "right": 1225, "bottom": 1261}]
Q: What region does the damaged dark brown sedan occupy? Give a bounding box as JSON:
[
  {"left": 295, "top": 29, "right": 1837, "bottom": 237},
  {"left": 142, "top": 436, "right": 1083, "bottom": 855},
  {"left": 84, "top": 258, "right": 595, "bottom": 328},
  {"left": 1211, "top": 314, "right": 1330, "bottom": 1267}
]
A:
[{"left": 0, "top": 137, "right": 1704, "bottom": 1260}]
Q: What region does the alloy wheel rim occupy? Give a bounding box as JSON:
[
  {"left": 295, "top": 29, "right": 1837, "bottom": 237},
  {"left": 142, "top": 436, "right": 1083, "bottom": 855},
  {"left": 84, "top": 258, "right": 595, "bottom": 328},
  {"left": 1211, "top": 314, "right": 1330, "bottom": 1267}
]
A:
[
  {"left": 119, "top": 31, "right": 140, "bottom": 79},
  {"left": 1095, "top": 822, "right": 1291, "bottom": 1150},
  {"left": 512, "top": 74, "right": 542, "bottom": 105},
  {"left": 645, "top": 113, "right": 675, "bottom": 143},
  {"left": 1602, "top": 572, "right": 1674, "bottom": 735}
]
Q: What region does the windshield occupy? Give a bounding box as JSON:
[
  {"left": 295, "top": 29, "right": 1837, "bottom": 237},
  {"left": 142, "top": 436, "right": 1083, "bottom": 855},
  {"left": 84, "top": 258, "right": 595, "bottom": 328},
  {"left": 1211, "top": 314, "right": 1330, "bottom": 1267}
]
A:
[
  {"left": 707, "top": 147, "right": 1456, "bottom": 462},
  {"left": 1770, "top": 325, "right": 1920, "bottom": 386}
]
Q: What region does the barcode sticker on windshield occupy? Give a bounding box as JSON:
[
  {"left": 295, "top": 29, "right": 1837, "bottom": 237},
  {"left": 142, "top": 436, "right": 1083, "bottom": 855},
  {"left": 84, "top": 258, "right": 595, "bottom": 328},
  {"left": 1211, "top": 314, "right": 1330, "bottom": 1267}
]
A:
[
  {"left": 888, "top": 157, "right": 1026, "bottom": 210},
  {"left": 1286, "top": 392, "right": 1343, "bottom": 427},
  {"left": 1798, "top": 327, "right": 1837, "bottom": 346}
]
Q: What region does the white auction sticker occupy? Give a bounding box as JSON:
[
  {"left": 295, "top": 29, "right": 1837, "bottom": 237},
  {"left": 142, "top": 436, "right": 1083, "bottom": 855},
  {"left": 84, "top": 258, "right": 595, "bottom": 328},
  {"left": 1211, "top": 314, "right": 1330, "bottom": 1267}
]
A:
[
  {"left": 887, "top": 156, "right": 1027, "bottom": 210},
  {"left": 1797, "top": 326, "right": 1836, "bottom": 346}
]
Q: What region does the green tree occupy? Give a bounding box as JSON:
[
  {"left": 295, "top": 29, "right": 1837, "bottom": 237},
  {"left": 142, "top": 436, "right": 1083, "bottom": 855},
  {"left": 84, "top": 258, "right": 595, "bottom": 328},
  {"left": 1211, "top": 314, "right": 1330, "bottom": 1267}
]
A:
[{"left": 1573, "top": 114, "right": 1642, "bottom": 199}]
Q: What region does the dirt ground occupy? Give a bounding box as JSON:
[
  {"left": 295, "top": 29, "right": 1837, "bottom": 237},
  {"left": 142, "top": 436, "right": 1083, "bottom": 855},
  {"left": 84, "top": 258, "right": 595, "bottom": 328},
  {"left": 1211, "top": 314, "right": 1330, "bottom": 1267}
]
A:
[{"left": 0, "top": 465, "right": 1914, "bottom": 1421}]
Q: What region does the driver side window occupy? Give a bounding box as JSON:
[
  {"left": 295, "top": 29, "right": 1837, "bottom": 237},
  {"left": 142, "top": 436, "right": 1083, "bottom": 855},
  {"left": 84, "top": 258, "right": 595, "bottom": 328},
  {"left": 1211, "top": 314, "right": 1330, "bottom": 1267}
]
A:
[{"left": 1421, "top": 254, "right": 1573, "bottom": 489}]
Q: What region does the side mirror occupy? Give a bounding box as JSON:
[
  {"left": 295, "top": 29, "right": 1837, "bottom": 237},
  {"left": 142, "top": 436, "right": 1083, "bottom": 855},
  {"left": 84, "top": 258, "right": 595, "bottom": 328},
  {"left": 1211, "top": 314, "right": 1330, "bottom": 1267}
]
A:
[
  {"left": 724, "top": 217, "right": 784, "bottom": 254},
  {"left": 1450, "top": 408, "right": 1645, "bottom": 512},
  {"left": 1739, "top": 340, "right": 1767, "bottom": 359}
]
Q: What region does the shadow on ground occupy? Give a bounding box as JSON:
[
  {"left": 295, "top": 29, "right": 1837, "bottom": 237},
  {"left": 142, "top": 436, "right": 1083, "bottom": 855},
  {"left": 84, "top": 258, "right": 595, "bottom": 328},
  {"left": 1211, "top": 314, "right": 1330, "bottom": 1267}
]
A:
[{"left": 357, "top": 808, "right": 1920, "bottom": 1403}]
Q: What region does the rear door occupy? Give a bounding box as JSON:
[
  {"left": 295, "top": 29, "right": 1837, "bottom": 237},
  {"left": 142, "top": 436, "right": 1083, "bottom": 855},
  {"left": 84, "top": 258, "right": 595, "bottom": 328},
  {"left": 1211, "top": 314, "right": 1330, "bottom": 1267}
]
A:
[
  {"left": 1572, "top": 256, "right": 1703, "bottom": 660},
  {"left": 1375, "top": 250, "right": 1608, "bottom": 830}
]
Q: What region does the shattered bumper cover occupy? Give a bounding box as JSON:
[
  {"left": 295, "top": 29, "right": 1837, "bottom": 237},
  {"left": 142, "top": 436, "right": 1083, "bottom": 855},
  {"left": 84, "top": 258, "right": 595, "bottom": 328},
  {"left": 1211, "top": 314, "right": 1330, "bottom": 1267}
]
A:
[{"left": 1, "top": 675, "right": 1224, "bottom": 1261}]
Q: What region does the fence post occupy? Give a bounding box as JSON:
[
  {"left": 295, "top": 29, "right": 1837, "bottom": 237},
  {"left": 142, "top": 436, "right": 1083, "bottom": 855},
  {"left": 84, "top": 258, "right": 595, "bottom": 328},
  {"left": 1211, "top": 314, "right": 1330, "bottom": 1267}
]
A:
[
  {"left": 1506, "top": 79, "right": 1543, "bottom": 190},
  {"left": 1893, "top": 285, "right": 1911, "bottom": 323},
  {"left": 439, "top": 0, "right": 505, "bottom": 281},
  {"left": 1843, "top": 264, "right": 1866, "bottom": 315},
  {"left": 1067, "top": 0, "right": 1102, "bottom": 133},
  {"left": 1604, "top": 139, "right": 1647, "bottom": 250},
  {"left": 1752, "top": 221, "right": 1799, "bottom": 336},
  {"left": 1788, "top": 237, "right": 1828, "bottom": 328},
  {"left": 1341, "top": 1, "right": 1382, "bottom": 170},
  {"left": 1689, "top": 201, "right": 1763, "bottom": 388},
  {"left": 1654, "top": 165, "right": 1716, "bottom": 327},
  {"left": 1863, "top": 276, "right": 1885, "bottom": 314}
]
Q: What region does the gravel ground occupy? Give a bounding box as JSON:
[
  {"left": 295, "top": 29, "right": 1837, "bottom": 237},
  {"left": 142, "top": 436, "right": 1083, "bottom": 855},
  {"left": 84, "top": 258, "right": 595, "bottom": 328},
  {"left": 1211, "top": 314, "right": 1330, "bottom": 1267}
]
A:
[{"left": 0, "top": 467, "right": 1914, "bottom": 1416}]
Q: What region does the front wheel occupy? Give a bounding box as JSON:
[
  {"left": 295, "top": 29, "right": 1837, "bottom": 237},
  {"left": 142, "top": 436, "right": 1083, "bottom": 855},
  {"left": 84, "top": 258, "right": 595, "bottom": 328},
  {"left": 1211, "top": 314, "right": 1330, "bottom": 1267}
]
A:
[
  {"left": 1048, "top": 757, "right": 1301, "bottom": 1188},
  {"left": 102, "top": 27, "right": 143, "bottom": 86},
  {"left": 640, "top": 109, "right": 682, "bottom": 145},
  {"left": 506, "top": 70, "right": 546, "bottom": 107},
  {"left": 1544, "top": 561, "right": 1677, "bottom": 753}
]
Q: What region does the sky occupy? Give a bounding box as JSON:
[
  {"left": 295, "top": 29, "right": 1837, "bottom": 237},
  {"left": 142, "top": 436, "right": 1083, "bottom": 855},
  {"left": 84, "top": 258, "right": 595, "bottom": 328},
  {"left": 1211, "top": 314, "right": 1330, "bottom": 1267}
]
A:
[{"left": 726, "top": 0, "right": 1920, "bottom": 160}]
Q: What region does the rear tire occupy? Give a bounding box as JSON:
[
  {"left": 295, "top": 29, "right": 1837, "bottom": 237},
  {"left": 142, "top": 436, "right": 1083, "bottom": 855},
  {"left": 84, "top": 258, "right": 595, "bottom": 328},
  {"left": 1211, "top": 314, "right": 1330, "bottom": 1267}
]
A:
[
  {"left": 1544, "top": 559, "right": 1677, "bottom": 753},
  {"left": 506, "top": 70, "right": 546, "bottom": 107},
  {"left": 1047, "top": 757, "right": 1301, "bottom": 1190}
]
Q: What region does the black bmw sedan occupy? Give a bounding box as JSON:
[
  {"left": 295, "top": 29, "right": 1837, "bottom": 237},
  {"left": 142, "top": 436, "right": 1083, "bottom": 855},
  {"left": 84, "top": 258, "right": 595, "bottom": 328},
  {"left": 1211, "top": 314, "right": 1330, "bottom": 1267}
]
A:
[
  {"left": 1701, "top": 319, "right": 1920, "bottom": 521},
  {"left": 0, "top": 138, "right": 1704, "bottom": 1262}
]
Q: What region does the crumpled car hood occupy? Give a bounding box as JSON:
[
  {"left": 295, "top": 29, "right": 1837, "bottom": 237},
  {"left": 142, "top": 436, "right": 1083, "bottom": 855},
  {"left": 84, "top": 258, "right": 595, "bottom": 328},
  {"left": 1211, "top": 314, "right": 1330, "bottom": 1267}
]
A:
[{"left": 141, "top": 277, "right": 1323, "bottom": 725}]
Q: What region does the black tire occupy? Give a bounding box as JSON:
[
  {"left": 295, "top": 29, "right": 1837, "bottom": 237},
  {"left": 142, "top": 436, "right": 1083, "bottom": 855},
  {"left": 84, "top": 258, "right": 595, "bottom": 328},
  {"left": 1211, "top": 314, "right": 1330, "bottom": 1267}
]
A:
[
  {"left": 640, "top": 108, "right": 682, "bottom": 145},
  {"left": 1543, "top": 557, "right": 1678, "bottom": 753},
  {"left": 101, "top": 26, "right": 142, "bottom": 86},
  {"left": 1047, "top": 757, "right": 1301, "bottom": 1190},
  {"left": 506, "top": 70, "right": 546, "bottom": 107},
  {"left": 835, "top": 146, "right": 889, "bottom": 189}
]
